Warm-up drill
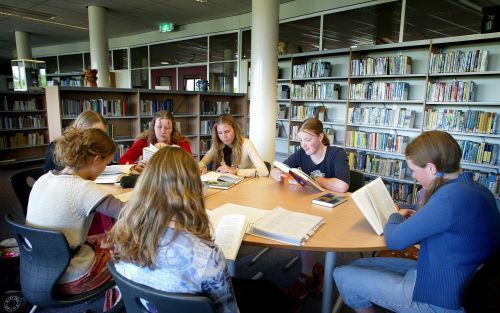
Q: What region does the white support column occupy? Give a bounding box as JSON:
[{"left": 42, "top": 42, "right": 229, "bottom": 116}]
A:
[
  {"left": 250, "top": 0, "right": 279, "bottom": 163},
  {"left": 15, "top": 31, "right": 32, "bottom": 59},
  {"left": 88, "top": 6, "right": 110, "bottom": 87}
]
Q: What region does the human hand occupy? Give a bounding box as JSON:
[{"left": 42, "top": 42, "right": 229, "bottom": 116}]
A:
[
  {"left": 270, "top": 168, "right": 286, "bottom": 182},
  {"left": 398, "top": 208, "right": 416, "bottom": 218},
  {"left": 199, "top": 166, "right": 208, "bottom": 175},
  {"left": 216, "top": 165, "right": 237, "bottom": 175},
  {"left": 154, "top": 142, "right": 168, "bottom": 149},
  {"left": 132, "top": 160, "right": 147, "bottom": 173}
]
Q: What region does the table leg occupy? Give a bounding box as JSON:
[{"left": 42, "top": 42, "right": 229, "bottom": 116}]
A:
[{"left": 321, "top": 251, "right": 336, "bottom": 313}]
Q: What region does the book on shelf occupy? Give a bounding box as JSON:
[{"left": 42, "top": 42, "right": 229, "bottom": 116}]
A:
[
  {"left": 350, "top": 177, "right": 398, "bottom": 235},
  {"left": 312, "top": 193, "right": 347, "bottom": 208},
  {"left": 208, "top": 203, "right": 324, "bottom": 246},
  {"left": 273, "top": 160, "right": 325, "bottom": 192},
  {"left": 212, "top": 214, "right": 247, "bottom": 261},
  {"left": 201, "top": 171, "right": 244, "bottom": 184}
]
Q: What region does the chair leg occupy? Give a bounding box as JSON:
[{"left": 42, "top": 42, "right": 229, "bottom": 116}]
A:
[
  {"left": 248, "top": 247, "right": 269, "bottom": 266},
  {"left": 283, "top": 256, "right": 299, "bottom": 271},
  {"left": 332, "top": 296, "right": 343, "bottom": 313},
  {"left": 29, "top": 305, "right": 38, "bottom": 313}
]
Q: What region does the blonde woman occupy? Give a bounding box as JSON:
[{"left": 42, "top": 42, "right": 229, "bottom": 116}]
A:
[
  {"left": 199, "top": 114, "right": 268, "bottom": 177},
  {"left": 110, "top": 147, "right": 293, "bottom": 313},
  {"left": 119, "top": 110, "right": 191, "bottom": 172}
]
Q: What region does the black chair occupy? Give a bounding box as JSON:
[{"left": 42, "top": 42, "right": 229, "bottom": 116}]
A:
[
  {"left": 4, "top": 215, "right": 119, "bottom": 313},
  {"left": 348, "top": 170, "right": 365, "bottom": 193},
  {"left": 107, "top": 262, "right": 216, "bottom": 313},
  {"left": 461, "top": 253, "right": 500, "bottom": 313},
  {"left": 9, "top": 167, "right": 44, "bottom": 216}
]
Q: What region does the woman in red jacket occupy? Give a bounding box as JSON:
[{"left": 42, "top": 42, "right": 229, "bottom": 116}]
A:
[{"left": 119, "top": 111, "right": 192, "bottom": 172}]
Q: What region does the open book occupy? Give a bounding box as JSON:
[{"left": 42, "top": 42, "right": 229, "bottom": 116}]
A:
[
  {"left": 208, "top": 203, "right": 324, "bottom": 247},
  {"left": 350, "top": 177, "right": 398, "bottom": 235},
  {"left": 273, "top": 161, "right": 325, "bottom": 192},
  {"left": 201, "top": 171, "right": 243, "bottom": 189},
  {"left": 142, "top": 144, "right": 159, "bottom": 161}
]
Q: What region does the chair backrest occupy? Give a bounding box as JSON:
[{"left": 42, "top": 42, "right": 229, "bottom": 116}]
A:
[
  {"left": 4, "top": 214, "right": 71, "bottom": 308},
  {"left": 461, "top": 253, "right": 500, "bottom": 313},
  {"left": 107, "top": 262, "right": 216, "bottom": 313},
  {"left": 9, "top": 167, "right": 44, "bottom": 216},
  {"left": 348, "top": 170, "right": 365, "bottom": 193}
]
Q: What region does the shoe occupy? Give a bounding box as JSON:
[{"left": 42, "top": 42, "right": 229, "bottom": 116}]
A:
[
  {"left": 312, "top": 261, "right": 324, "bottom": 293},
  {"left": 283, "top": 273, "right": 314, "bottom": 300}
]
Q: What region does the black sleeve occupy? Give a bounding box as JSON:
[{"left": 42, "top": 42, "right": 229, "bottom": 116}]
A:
[
  {"left": 331, "top": 148, "right": 350, "bottom": 185},
  {"left": 44, "top": 141, "right": 57, "bottom": 173}
]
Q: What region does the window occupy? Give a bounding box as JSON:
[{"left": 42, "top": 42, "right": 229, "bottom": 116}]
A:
[
  {"left": 280, "top": 16, "right": 321, "bottom": 53},
  {"left": 150, "top": 37, "right": 207, "bottom": 67}
]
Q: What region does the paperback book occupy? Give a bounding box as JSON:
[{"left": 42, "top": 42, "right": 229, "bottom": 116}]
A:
[
  {"left": 312, "top": 193, "right": 347, "bottom": 208},
  {"left": 350, "top": 177, "right": 398, "bottom": 235},
  {"left": 273, "top": 161, "right": 325, "bottom": 192}
]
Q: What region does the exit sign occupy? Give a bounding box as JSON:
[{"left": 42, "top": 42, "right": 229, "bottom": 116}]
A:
[{"left": 159, "top": 22, "right": 174, "bottom": 32}]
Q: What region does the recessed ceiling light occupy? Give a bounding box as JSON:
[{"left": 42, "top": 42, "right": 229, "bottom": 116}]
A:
[{"left": 194, "top": 0, "right": 208, "bottom": 3}]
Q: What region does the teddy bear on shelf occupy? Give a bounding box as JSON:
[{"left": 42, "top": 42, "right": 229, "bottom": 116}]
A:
[{"left": 83, "top": 69, "right": 98, "bottom": 87}]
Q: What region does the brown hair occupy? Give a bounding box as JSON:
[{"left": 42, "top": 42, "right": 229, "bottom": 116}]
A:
[
  {"left": 139, "top": 111, "right": 185, "bottom": 145},
  {"left": 70, "top": 110, "right": 106, "bottom": 130},
  {"left": 211, "top": 114, "right": 244, "bottom": 167},
  {"left": 299, "top": 118, "right": 329, "bottom": 146},
  {"left": 405, "top": 130, "right": 461, "bottom": 205},
  {"left": 109, "top": 147, "right": 210, "bottom": 269},
  {"left": 54, "top": 127, "right": 116, "bottom": 170}
]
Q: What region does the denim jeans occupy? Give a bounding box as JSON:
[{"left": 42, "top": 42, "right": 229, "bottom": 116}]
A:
[{"left": 333, "top": 257, "right": 465, "bottom": 313}]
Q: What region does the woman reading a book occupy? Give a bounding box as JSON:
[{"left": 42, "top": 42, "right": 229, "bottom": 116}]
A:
[
  {"left": 118, "top": 110, "right": 192, "bottom": 172},
  {"left": 270, "top": 117, "right": 350, "bottom": 300},
  {"left": 110, "top": 146, "right": 294, "bottom": 313},
  {"left": 333, "top": 130, "right": 500, "bottom": 313},
  {"left": 27, "top": 127, "right": 125, "bottom": 310},
  {"left": 44, "top": 110, "right": 112, "bottom": 236},
  {"left": 198, "top": 114, "right": 269, "bottom": 177}
]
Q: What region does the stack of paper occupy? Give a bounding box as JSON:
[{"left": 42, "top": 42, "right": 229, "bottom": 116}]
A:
[{"left": 95, "top": 164, "right": 134, "bottom": 184}]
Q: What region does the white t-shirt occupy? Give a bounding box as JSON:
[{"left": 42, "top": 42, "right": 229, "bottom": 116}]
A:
[{"left": 26, "top": 171, "right": 110, "bottom": 282}]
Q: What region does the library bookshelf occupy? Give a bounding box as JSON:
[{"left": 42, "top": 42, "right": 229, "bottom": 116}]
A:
[
  {"left": 45, "top": 86, "right": 247, "bottom": 162},
  {"left": 272, "top": 33, "right": 500, "bottom": 204},
  {"left": 0, "top": 91, "right": 49, "bottom": 166}
]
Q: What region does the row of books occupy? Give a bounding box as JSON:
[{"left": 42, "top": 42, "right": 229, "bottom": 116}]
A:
[
  {"left": 1, "top": 115, "right": 46, "bottom": 129},
  {"left": 0, "top": 133, "right": 45, "bottom": 148},
  {"left": 473, "top": 172, "right": 499, "bottom": 198},
  {"left": 349, "top": 82, "right": 409, "bottom": 101},
  {"left": 292, "top": 105, "right": 326, "bottom": 120},
  {"left": 291, "top": 83, "right": 340, "bottom": 100},
  {"left": 201, "top": 120, "right": 215, "bottom": 135},
  {"left": 200, "top": 139, "right": 213, "bottom": 155},
  {"left": 113, "top": 144, "right": 130, "bottom": 163},
  {"left": 61, "top": 99, "right": 129, "bottom": 117},
  {"left": 47, "top": 78, "right": 83, "bottom": 87},
  {"left": 383, "top": 180, "right": 415, "bottom": 204},
  {"left": 426, "top": 80, "right": 475, "bottom": 102},
  {"left": 140, "top": 99, "right": 174, "bottom": 116},
  {"left": 1, "top": 97, "right": 40, "bottom": 111},
  {"left": 346, "top": 130, "right": 411, "bottom": 154},
  {"left": 351, "top": 55, "right": 412, "bottom": 76},
  {"left": 424, "top": 109, "right": 497, "bottom": 134},
  {"left": 277, "top": 105, "right": 289, "bottom": 119},
  {"left": 348, "top": 151, "right": 409, "bottom": 180},
  {"left": 429, "top": 49, "right": 488, "bottom": 73},
  {"left": 278, "top": 85, "right": 290, "bottom": 99},
  {"left": 348, "top": 107, "right": 417, "bottom": 129},
  {"left": 201, "top": 100, "right": 231, "bottom": 115},
  {"left": 458, "top": 140, "right": 498, "bottom": 165},
  {"left": 292, "top": 61, "right": 332, "bottom": 79}
]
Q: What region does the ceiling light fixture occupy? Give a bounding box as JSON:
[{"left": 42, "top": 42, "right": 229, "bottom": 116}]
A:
[
  {"left": 194, "top": 0, "right": 208, "bottom": 3},
  {"left": 0, "top": 4, "right": 87, "bottom": 30}
]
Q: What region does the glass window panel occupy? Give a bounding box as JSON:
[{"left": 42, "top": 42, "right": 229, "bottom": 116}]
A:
[
  {"left": 178, "top": 65, "right": 206, "bottom": 91},
  {"left": 150, "top": 37, "right": 207, "bottom": 67},
  {"left": 37, "top": 56, "right": 58, "bottom": 74},
  {"left": 241, "top": 29, "right": 251, "bottom": 60},
  {"left": 131, "top": 46, "right": 149, "bottom": 69},
  {"left": 209, "top": 61, "right": 237, "bottom": 93},
  {"left": 113, "top": 49, "right": 129, "bottom": 70},
  {"left": 280, "top": 16, "right": 320, "bottom": 54},
  {"left": 209, "top": 33, "right": 238, "bottom": 62},
  {"left": 403, "top": 0, "right": 482, "bottom": 41},
  {"left": 58, "top": 54, "right": 83, "bottom": 73},
  {"left": 322, "top": 2, "right": 401, "bottom": 50},
  {"left": 83, "top": 53, "right": 90, "bottom": 69},
  {"left": 131, "top": 68, "right": 149, "bottom": 88}
]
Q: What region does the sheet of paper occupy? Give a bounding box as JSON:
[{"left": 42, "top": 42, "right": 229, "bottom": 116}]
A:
[{"left": 213, "top": 215, "right": 246, "bottom": 261}]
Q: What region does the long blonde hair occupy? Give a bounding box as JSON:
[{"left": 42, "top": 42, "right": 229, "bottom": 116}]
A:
[
  {"left": 109, "top": 147, "right": 210, "bottom": 269},
  {"left": 211, "top": 114, "right": 244, "bottom": 167},
  {"left": 139, "top": 111, "right": 185, "bottom": 145},
  {"left": 70, "top": 110, "right": 106, "bottom": 130},
  {"left": 405, "top": 130, "right": 461, "bottom": 205},
  {"left": 54, "top": 127, "right": 116, "bottom": 170}
]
